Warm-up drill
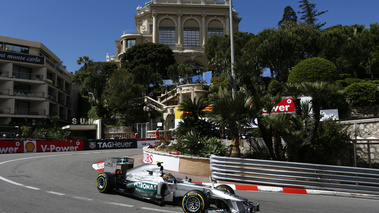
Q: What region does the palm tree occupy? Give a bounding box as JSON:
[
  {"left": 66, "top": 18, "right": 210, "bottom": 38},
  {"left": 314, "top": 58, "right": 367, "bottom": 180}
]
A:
[
  {"left": 300, "top": 81, "right": 334, "bottom": 144},
  {"left": 77, "top": 56, "right": 93, "bottom": 72},
  {"left": 176, "top": 96, "right": 213, "bottom": 138},
  {"left": 261, "top": 113, "right": 291, "bottom": 160},
  {"left": 209, "top": 91, "right": 252, "bottom": 157}
]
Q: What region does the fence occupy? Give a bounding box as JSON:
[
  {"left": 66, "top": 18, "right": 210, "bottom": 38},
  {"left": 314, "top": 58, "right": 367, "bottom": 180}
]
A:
[
  {"left": 352, "top": 138, "right": 379, "bottom": 168},
  {"left": 210, "top": 154, "right": 379, "bottom": 195}
]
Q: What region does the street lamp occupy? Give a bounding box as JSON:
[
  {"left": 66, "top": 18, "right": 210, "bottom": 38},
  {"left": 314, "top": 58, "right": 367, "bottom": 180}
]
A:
[{"left": 229, "top": 0, "right": 236, "bottom": 99}]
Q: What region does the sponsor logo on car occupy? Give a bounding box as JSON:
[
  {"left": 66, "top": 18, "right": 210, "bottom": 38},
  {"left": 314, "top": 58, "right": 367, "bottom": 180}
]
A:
[{"left": 134, "top": 182, "right": 157, "bottom": 191}]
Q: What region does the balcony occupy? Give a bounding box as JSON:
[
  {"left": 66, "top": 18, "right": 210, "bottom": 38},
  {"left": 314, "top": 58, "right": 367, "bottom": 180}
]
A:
[
  {"left": 0, "top": 89, "right": 10, "bottom": 95},
  {"left": 45, "top": 79, "right": 54, "bottom": 85},
  {"left": 0, "top": 108, "right": 11, "bottom": 114},
  {"left": 14, "top": 108, "right": 46, "bottom": 115},
  {"left": 13, "top": 90, "right": 44, "bottom": 98},
  {"left": 0, "top": 71, "right": 10, "bottom": 78}
]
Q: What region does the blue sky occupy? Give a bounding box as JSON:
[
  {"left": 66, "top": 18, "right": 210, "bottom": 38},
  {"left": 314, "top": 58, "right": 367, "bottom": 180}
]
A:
[{"left": 1, "top": 0, "right": 378, "bottom": 73}]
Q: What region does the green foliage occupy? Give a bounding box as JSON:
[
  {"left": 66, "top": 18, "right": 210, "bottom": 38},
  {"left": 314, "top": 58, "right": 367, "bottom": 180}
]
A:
[
  {"left": 167, "top": 63, "right": 193, "bottom": 84},
  {"left": 121, "top": 42, "right": 176, "bottom": 80},
  {"left": 267, "top": 79, "right": 282, "bottom": 95},
  {"left": 175, "top": 97, "right": 218, "bottom": 138},
  {"left": 344, "top": 82, "right": 379, "bottom": 106},
  {"left": 278, "top": 6, "right": 298, "bottom": 29},
  {"left": 301, "top": 119, "right": 351, "bottom": 164},
  {"left": 337, "top": 78, "right": 364, "bottom": 87},
  {"left": 173, "top": 131, "right": 204, "bottom": 156},
  {"left": 172, "top": 132, "right": 226, "bottom": 157},
  {"left": 103, "top": 68, "right": 147, "bottom": 125},
  {"left": 288, "top": 57, "right": 337, "bottom": 83},
  {"left": 20, "top": 126, "right": 70, "bottom": 140},
  {"left": 199, "top": 137, "right": 227, "bottom": 158},
  {"left": 321, "top": 92, "right": 349, "bottom": 118},
  {"left": 298, "top": 0, "right": 328, "bottom": 30}
]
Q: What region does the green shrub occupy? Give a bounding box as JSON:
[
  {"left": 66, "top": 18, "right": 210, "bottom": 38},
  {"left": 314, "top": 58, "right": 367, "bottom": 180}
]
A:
[
  {"left": 344, "top": 82, "right": 379, "bottom": 106},
  {"left": 337, "top": 78, "right": 364, "bottom": 87},
  {"left": 288, "top": 57, "right": 338, "bottom": 83},
  {"left": 267, "top": 79, "right": 282, "bottom": 95},
  {"left": 199, "top": 137, "right": 227, "bottom": 157}
]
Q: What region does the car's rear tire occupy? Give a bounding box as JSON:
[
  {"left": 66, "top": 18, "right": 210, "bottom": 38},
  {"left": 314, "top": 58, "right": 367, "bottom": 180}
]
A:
[
  {"left": 182, "top": 190, "right": 209, "bottom": 213},
  {"left": 96, "top": 172, "right": 115, "bottom": 193}
]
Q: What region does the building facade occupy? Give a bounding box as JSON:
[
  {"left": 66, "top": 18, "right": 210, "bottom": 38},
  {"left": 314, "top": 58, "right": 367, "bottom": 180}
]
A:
[
  {"left": 0, "top": 36, "right": 72, "bottom": 125},
  {"left": 111, "top": 0, "right": 241, "bottom": 71}
]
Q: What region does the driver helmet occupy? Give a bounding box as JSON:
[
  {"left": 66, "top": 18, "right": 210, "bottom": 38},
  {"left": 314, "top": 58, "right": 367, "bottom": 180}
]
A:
[{"left": 163, "top": 173, "right": 174, "bottom": 182}]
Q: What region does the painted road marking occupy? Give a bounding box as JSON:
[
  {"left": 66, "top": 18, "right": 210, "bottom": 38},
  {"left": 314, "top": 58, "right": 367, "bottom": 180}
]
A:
[{"left": 46, "top": 191, "right": 65, "bottom": 196}]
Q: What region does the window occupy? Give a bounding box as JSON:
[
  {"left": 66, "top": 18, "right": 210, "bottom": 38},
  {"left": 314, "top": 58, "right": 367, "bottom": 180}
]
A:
[
  {"left": 15, "top": 100, "right": 29, "bottom": 115},
  {"left": 127, "top": 39, "right": 136, "bottom": 48},
  {"left": 150, "top": 24, "right": 153, "bottom": 35},
  {"left": 14, "top": 82, "right": 31, "bottom": 93},
  {"left": 159, "top": 26, "right": 176, "bottom": 47},
  {"left": 0, "top": 43, "right": 3, "bottom": 51},
  {"left": 5, "top": 43, "right": 29, "bottom": 54},
  {"left": 208, "top": 27, "right": 224, "bottom": 38},
  {"left": 13, "top": 65, "right": 31, "bottom": 79},
  {"left": 184, "top": 27, "right": 200, "bottom": 47}
]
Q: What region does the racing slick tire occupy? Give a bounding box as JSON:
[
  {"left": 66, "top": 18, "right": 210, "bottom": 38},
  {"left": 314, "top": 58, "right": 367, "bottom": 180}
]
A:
[
  {"left": 182, "top": 190, "right": 209, "bottom": 213},
  {"left": 96, "top": 172, "right": 115, "bottom": 193},
  {"left": 215, "top": 184, "right": 235, "bottom": 210}
]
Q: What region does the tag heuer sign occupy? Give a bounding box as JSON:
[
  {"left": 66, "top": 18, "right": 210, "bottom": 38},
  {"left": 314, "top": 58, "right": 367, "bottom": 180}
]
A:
[{"left": 89, "top": 142, "right": 96, "bottom": 149}]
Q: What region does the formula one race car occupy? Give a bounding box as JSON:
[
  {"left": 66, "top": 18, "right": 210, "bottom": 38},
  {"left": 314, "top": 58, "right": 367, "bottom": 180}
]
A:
[{"left": 93, "top": 157, "right": 259, "bottom": 213}]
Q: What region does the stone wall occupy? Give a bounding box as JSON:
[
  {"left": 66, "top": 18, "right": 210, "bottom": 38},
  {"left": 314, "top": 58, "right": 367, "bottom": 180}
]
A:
[
  {"left": 348, "top": 105, "right": 379, "bottom": 119},
  {"left": 341, "top": 118, "right": 379, "bottom": 167}
]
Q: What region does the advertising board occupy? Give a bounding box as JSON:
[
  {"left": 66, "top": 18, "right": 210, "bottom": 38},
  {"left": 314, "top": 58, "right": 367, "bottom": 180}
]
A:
[{"left": 86, "top": 139, "right": 137, "bottom": 150}]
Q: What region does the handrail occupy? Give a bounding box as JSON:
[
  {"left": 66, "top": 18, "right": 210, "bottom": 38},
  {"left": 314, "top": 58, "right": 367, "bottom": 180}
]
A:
[{"left": 210, "top": 154, "right": 379, "bottom": 194}]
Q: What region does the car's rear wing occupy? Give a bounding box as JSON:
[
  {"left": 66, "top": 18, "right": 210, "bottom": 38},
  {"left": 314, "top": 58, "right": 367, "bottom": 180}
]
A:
[{"left": 92, "top": 157, "right": 134, "bottom": 174}]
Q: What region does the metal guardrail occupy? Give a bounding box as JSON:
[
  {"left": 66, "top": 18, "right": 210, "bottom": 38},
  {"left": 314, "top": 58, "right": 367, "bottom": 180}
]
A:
[{"left": 210, "top": 154, "right": 379, "bottom": 195}]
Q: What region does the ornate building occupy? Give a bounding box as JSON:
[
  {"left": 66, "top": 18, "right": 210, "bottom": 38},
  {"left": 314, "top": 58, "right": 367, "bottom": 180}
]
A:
[{"left": 112, "top": 0, "right": 241, "bottom": 71}]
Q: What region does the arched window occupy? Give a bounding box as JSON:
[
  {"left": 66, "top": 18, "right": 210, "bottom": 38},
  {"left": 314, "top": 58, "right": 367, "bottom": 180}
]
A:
[
  {"left": 184, "top": 19, "right": 200, "bottom": 47},
  {"left": 208, "top": 20, "right": 224, "bottom": 38},
  {"left": 159, "top": 19, "right": 176, "bottom": 47}
]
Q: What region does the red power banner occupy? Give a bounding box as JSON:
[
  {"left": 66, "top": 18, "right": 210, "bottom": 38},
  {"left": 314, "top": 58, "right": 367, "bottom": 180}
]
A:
[
  {"left": 0, "top": 140, "right": 84, "bottom": 154},
  {"left": 0, "top": 140, "right": 24, "bottom": 154}
]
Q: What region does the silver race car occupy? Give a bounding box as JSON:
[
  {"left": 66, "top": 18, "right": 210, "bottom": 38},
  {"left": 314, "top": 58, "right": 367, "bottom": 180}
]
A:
[{"left": 93, "top": 157, "right": 260, "bottom": 213}]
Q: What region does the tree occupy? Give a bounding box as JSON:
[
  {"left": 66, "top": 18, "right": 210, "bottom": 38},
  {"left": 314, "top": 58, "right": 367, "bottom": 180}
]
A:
[
  {"left": 344, "top": 82, "right": 379, "bottom": 106},
  {"left": 176, "top": 96, "right": 216, "bottom": 138},
  {"left": 76, "top": 56, "right": 93, "bottom": 72},
  {"left": 298, "top": 0, "right": 328, "bottom": 30},
  {"left": 261, "top": 113, "right": 291, "bottom": 160},
  {"left": 288, "top": 57, "right": 338, "bottom": 83},
  {"left": 167, "top": 63, "right": 193, "bottom": 84},
  {"left": 121, "top": 42, "right": 176, "bottom": 80},
  {"left": 250, "top": 28, "right": 299, "bottom": 81},
  {"left": 209, "top": 91, "right": 253, "bottom": 157},
  {"left": 278, "top": 6, "right": 298, "bottom": 29},
  {"left": 300, "top": 82, "right": 335, "bottom": 144},
  {"left": 204, "top": 32, "right": 255, "bottom": 75},
  {"left": 103, "top": 68, "right": 147, "bottom": 125}
]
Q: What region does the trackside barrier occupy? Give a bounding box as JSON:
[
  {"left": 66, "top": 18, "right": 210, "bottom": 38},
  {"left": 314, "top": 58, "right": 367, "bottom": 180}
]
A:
[
  {"left": 0, "top": 139, "right": 160, "bottom": 154},
  {"left": 210, "top": 154, "right": 379, "bottom": 195}
]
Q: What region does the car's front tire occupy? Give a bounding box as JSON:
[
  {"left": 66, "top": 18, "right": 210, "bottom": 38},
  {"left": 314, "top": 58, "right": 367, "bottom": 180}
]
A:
[
  {"left": 96, "top": 172, "right": 115, "bottom": 193},
  {"left": 182, "top": 190, "right": 209, "bottom": 213},
  {"left": 215, "top": 184, "right": 235, "bottom": 210}
]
